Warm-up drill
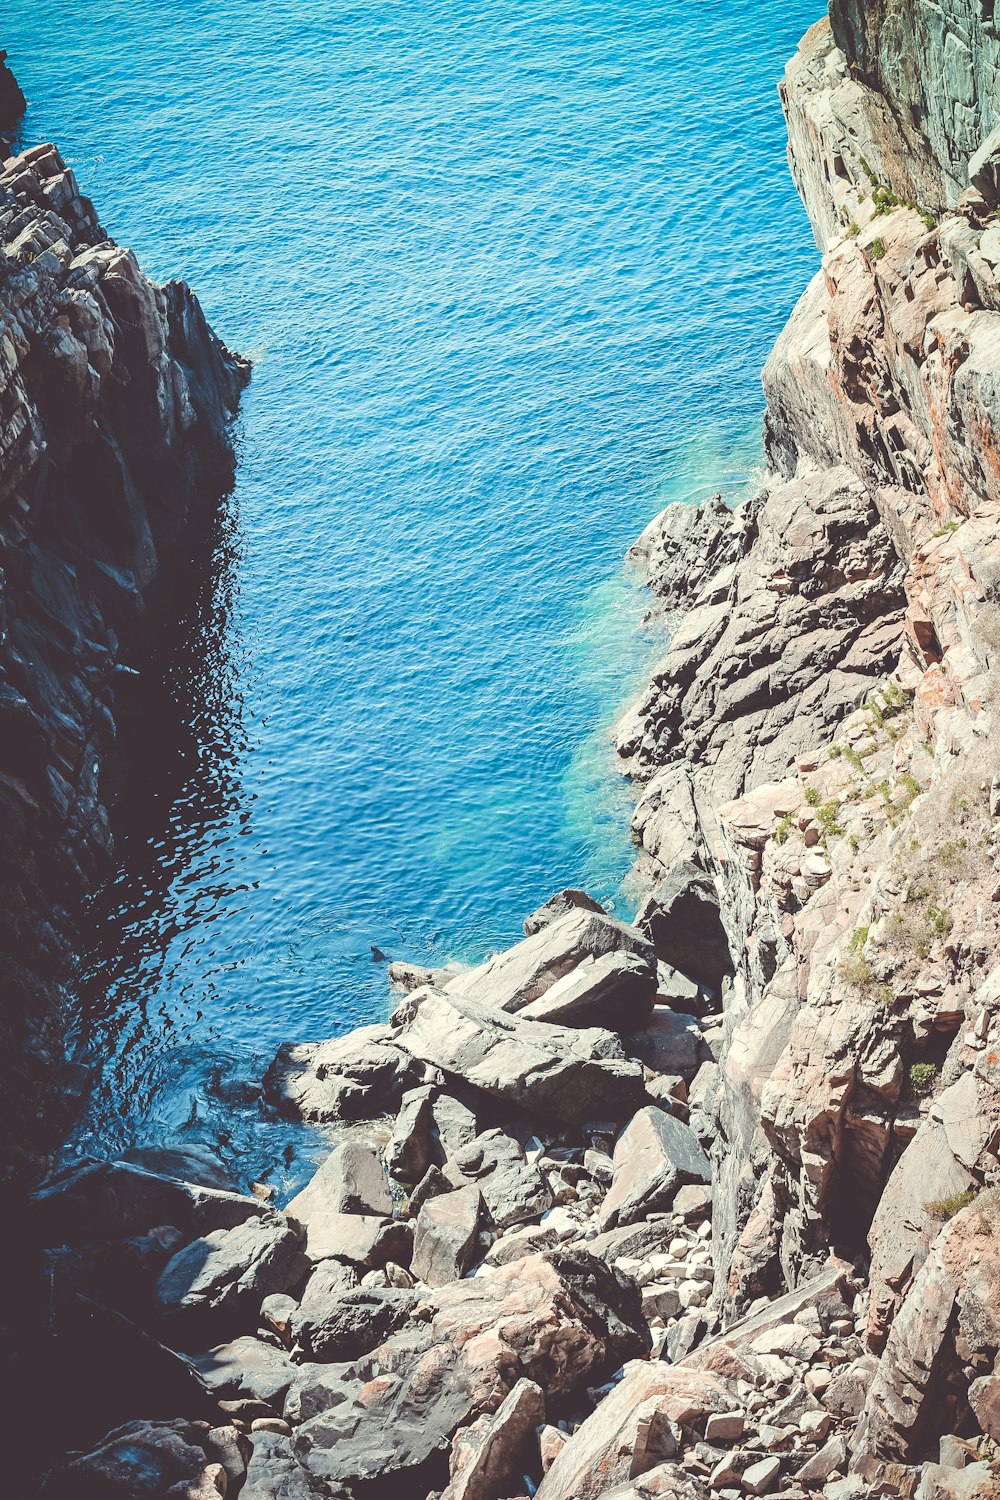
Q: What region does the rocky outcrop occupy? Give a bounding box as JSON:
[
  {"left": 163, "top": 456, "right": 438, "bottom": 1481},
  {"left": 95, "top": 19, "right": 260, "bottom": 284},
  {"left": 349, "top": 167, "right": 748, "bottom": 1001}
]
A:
[
  {"left": 0, "top": 130, "right": 247, "bottom": 1168},
  {"left": 589, "top": 0, "right": 1000, "bottom": 1493}
]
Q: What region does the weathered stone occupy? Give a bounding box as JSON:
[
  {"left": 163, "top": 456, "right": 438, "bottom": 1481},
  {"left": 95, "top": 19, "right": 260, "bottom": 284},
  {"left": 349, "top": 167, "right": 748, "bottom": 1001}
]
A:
[
  {"left": 635, "top": 860, "right": 731, "bottom": 992},
  {"left": 388, "top": 987, "right": 645, "bottom": 1124},
  {"left": 523, "top": 889, "right": 606, "bottom": 935},
  {"left": 412, "top": 1183, "right": 484, "bottom": 1285},
  {"left": 192, "top": 1335, "right": 297, "bottom": 1407},
  {"left": 265, "top": 1023, "right": 441, "bottom": 1124},
  {"left": 155, "top": 1214, "right": 303, "bottom": 1335},
  {"left": 292, "top": 1280, "right": 415, "bottom": 1361},
  {"left": 600, "top": 1107, "right": 710, "bottom": 1229},
  {"left": 446, "top": 908, "right": 658, "bottom": 1032},
  {"left": 241, "top": 1431, "right": 346, "bottom": 1499},
  {"left": 31, "top": 1158, "right": 269, "bottom": 1246},
  {"left": 443, "top": 1378, "right": 545, "bottom": 1500},
  {"left": 742, "top": 1456, "right": 781, "bottom": 1495},
  {"left": 291, "top": 1250, "right": 649, "bottom": 1490},
  {"left": 533, "top": 1361, "right": 733, "bottom": 1500},
  {"left": 796, "top": 1435, "right": 848, "bottom": 1485},
  {"left": 289, "top": 1141, "right": 391, "bottom": 1224}
]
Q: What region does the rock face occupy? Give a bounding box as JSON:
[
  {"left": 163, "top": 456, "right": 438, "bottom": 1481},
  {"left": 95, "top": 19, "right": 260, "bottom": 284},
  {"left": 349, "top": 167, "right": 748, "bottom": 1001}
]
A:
[{"left": 0, "top": 135, "right": 247, "bottom": 1166}]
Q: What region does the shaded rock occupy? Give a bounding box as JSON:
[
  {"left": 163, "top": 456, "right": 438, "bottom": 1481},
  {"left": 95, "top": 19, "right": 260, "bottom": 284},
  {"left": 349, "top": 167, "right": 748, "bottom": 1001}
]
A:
[
  {"left": 264, "top": 1023, "right": 441, "bottom": 1125},
  {"left": 600, "top": 1107, "right": 710, "bottom": 1229},
  {"left": 446, "top": 908, "right": 657, "bottom": 1032},
  {"left": 242, "top": 1430, "right": 349, "bottom": 1499},
  {"left": 192, "top": 1334, "right": 297, "bottom": 1407},
  {"left": 625, "top": 1006, "right": 702, "bottom": 1081},
  {"left": 823, "top": 1354, "right": 878, "bottom": 1418},
  {"left": 412, "top": 1183, "right": 483, "bottom": 1285},
  {"left": 293, "top": 1283, "right": 415, "bottom": 1362},
  {"left": 635, "top": 861, "right": 730, "bottom": 992},
  {"left": 855, "top": 1202, "right": 1000, "bottom": 1463},
  {"left": 444, "top": 1378, "right": 545, "bottom": 1500},
  {"left": 42, "top": 1419, "right": 224, "bottom": 1500},
  {"left": 30, "top": 1158, "right": 268, "bottom": 1246},
  {"left": 444, "top": 1129, "right": 553, "bottom": 1231},
  {"left": 121, "top": 1144, "right": 236, "bottom": 1192},
  {"left": 389, "top": 987, "right": 645, "bottom": 1124},
  {"left": 155, "top": 1213, "right": 303, "bottom": 1336},
  {"left": 385, "top": 1084, "right": 480, "bottom": 1185}
]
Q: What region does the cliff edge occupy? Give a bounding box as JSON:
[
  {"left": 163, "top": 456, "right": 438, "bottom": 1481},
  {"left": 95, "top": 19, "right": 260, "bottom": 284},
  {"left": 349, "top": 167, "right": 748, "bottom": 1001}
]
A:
[{"left": 0, "top": 126, "right": 249, "bottom": 1170}]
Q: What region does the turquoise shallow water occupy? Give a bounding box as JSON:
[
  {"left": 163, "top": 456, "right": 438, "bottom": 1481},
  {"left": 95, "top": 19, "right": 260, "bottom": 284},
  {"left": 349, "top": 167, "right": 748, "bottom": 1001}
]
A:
[{"left": 8, "top": 0, "right": 819, "bottom": 1183}]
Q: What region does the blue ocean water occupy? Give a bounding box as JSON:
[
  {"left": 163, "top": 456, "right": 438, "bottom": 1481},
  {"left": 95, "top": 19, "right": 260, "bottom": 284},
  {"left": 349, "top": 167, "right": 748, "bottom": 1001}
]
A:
[{"left": 8, "top": 0, "right": 819, "bottom": 1184}]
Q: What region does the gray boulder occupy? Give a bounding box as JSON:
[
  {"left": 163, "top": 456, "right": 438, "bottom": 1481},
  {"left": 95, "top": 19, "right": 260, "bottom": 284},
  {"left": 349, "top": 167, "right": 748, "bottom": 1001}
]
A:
[
  {"left": 155, "top": 1213, "right": 303, "bottom": 1334},
  {"left": 523, "top": 889, "right": 606, "bottom": 935},
  {"left": 624, "top": 1005, "right": 702, "bottom": 1081},
  {"left": 446, "top": 908, "right": 657, "bottom": 1031},
  {"left": 411, "top": 1182, "right": 483, "bottom": 1285},
  {"left": 285, "top": 1207, "right": 412, "bottom": 1269},
  {"left": 384, "top": 1084, "right": 479, "bottom": 1185},
  {"left": 289, "top": 1141, "right": 391, "bottom": 1219},
  {"left": 242, "top": 1431, "right": 349, "bottom": 1499},
  {"left": 444, "top": 1130, "right": 553, "bottom": 1231},
  {"left": 599, "top": 1106, "right": 711, "bottom": 1229},
  {"left": 389, "top": 987, "right": 645, "bottom": 1124},
  {"left": 192, "top": 1335, "right": 298, "bottom": 1407},
  {"left": 292, "top": 1273, "right": 415, "bottom": 1361},
  {"left": 444, "top": 1377, "right": 546, "bottom": 1499},
  {"left": 30, "top": 1158, "right": 269, "bottom": 1246},
  {"left": 264, "top": 1023, "right": 442, "bottom": 1124}
]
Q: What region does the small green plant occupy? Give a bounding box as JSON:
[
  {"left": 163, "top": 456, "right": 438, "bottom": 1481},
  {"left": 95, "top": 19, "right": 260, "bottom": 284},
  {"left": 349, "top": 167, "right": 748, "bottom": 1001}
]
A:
[
  {"left": 828, "top": 743, "right": 843, "bottom": 759},
  {"left": 849, "top": 926, "right": 870, "bottom": 952},
  {"left": 847, "top": 221, "right": 860, "bottom": 238},
  {"left": 843, "top": 744, "right": 866, "bottom": 772},
  {"left": 804, "top": 785, "right": 822, "bottom": 807},
  {"left": 927, "top": 905, "right": 953, "bottom": 940},
  {"left": 773, "top": 812, "right": 795, "bottom": 846},
  {"left": 871, "top": 236, "right": 887, "bottom": 260},
  {"left": 930, "top": 519, "right": 961, "bottom": 539},
  {"left": 839, "top": 951, "right": 876, "bottom": 991},
  {"left": 816, "top": 799, "right": 845, "bottom": 839},
  {"left": 925, "top": 1188, "right": 977, "bottom": 1219},
  {"left": 909, "top": 1061, "right": 938, "bottom": 1096}
]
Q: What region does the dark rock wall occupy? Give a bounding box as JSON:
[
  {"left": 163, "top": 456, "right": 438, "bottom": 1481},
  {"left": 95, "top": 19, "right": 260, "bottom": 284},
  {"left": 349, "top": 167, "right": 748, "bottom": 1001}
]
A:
[{"left": 0, "top": 139, "right": 248, "bottom": 1173}]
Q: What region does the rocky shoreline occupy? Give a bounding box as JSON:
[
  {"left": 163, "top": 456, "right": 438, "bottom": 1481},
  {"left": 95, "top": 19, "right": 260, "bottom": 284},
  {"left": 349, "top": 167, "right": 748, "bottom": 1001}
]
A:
[{"left": 12, "top": 0, "right": 1000, "bottom": 1496}]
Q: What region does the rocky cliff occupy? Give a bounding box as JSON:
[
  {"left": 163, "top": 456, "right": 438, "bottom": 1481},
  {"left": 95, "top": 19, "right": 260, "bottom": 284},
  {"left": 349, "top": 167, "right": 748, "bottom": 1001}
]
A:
[
  {"left": 0, "top": 124, "right": 248, "bottom": 1171},
  {"left": 20, "top": 6, "right": 1000, "bottom": 1500}
]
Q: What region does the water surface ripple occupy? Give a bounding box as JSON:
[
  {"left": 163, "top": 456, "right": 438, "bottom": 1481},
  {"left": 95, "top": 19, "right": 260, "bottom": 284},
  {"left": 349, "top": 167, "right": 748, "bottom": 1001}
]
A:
[{"left": 8, "top": 0, "right": 820, "bottom": 1183}]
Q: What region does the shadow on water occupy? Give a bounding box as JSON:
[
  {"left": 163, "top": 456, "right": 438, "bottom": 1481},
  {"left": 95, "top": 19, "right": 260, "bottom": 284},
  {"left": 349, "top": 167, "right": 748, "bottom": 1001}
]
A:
[{"left": 67, "top": 473, "right": 325, "bottom": 1195}]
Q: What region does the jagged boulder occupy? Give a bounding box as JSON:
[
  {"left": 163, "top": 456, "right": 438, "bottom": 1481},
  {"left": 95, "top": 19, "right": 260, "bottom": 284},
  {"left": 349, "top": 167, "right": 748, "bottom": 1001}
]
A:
[
  {"left": 534, "top": 1361, "right": 733, "bottom": 1500},
  {"left": 445, "top": 907, "right": 657, "bottom": 1032},
  {"left": 600, "top": 1107, "right": 711, "bottom": 1229},
  {"left": 264, "top": 1023, "right": 442, "bottom": 1124},
  {"left": 388, "top": 987, "right": 645, "bottom": 1124},
  {"left": 155, "top": 1214, "right": 304, "bottom": 1336},
  {"left": 288, "top": 1250, "right": 649, "bottom": 1490},
  {"left": 411, "top": 1183, "right": 483, "bottom": 1285}
]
